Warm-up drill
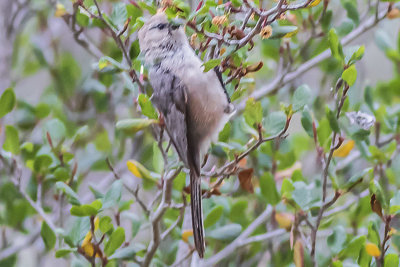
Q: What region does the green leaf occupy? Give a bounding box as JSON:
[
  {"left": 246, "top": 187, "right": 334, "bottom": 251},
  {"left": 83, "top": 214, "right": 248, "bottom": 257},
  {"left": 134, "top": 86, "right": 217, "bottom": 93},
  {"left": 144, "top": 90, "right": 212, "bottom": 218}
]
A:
[
  {"left": 208, "top": 224, "right": 242, "bottom": 241},
  {"left": 55, "top": 248, "right": 77, "bottom": 258},
  {"left": 136, "top": 1, "right": 157, "bottom": 14},
  {"left": 292, "top": 84, "right": 312, "bottom": 111},
  {"left": 126, "top": 4, "right": 143, "bottom": 21},
  {"left": 204, "top": 205, "right": 223, "bottom": 228},
  {"left": 292, "top": 181, "right": 320, "bottom": 210},
  {"left": 218, "top": 123, "right": 231, "bottom": 142},
  {"left": 94, "top": 130, "right": 112, "bottom": 151},
  {"left": 129, "top": 40, "right": 140, "bottom": 61},
  {"left": 338, "top": 235, "right": 366, "bottom": 259},
  {"left": 281, "top": 178, "right": 295, "bottom": 199},
  {"left": 343, "top": 1, "right": 359, "bottom": 25},
  {"left": 41, "top": 222, "right": 56, "bottom": 250},
  {"left": 264, "top": 111, "right": 286, "bottom": 135},
  {"left": 202, "top": 59, "right": 221, "bottom": 72},
  {"left": 389, "top": 191, "right": 400, "bottom": 214},
  {"left": 350, "top": 45, "right": 365, "bottom": 63},
  {"left": 64, "top": 217, "right": 90, "bottom": 247},
  {"left": 3, "top": 125, "right": 20, "bottom": 154},
  {"left": 270, "top": 25, "right": 298, "bottom": 39},
  {"left": 367, "top": 221, "right": 380, "bottom": 245},
  {"left": 110, "top": 2, "right": 127, "bottom": 26},
  {"left": 116, "top": 118, "right": 158, "bottom": 134},
  {"left": 301, "top": 107, "right": 314, "bottom": 137},
  {"left": 70, "top": 199, "right": 102, "bottom": 217},
  {"left": 102, "top": 180, "right": 123, "bottom": 209},
  {"left": 358, "top": 246, "right": 372, "bottom": 267},
  {"left": 138, "top": 94, "right": 158, "bottom": 119},
  {"left": 328, "top": 29, "right": 344, "bottom": 61},
  {"left": 259, "top": 172, "right": 280, "bottom": 205},
  {"left": 54, "top": 167, "right": 70, "bottom": 181},
  {"left": 100, "top": 216, "right": 114, "bottom": 233},
  {"left": 33, "top": 154, "right": 53, "bottom": 173},
  {"left": 43, "top": 119, "right": 66, "bottom": 144},
  {"left": 342, "top": 65, "right": 357, "bottom": 86},
  {"left": 173, "top": 172, "right": 186, "bottom": 191},
  {"left": 384, "top": 254, "right": 399, "bottom": 267},
  {"left": 343, "top": 168, "right": 371, "bottom": 190},
  {"left": 76, "top": 11, "right": 89, "bottom": 27},
  {"left": 327, "top": 225, "right": 347, "bottom": 254},
  {"left": 108, "top": 245, "right": 144, "bottom": 260},
  {"left": 321, "top": 10, "right": 333, "bottom": 32},
  {"left": 105, "top": 227, "right": 125, "bottom": 256},
  {"left": 119, "top": 200, "right": 133, "bottom": 212},
  {"left": 0, "top": 88, "right": 16, "bottom": 118},
  {"left": 326, "top": 108, "right": 339, "bottom": 133},
  {"left": 229, "top": 200, "right": 248, "bottom": 226},
  {"left": 56, "top": 182, "right": 81, "bottom": 205},
  {"left": 244, "top": 98, "right": 263, "bottom": 128}
]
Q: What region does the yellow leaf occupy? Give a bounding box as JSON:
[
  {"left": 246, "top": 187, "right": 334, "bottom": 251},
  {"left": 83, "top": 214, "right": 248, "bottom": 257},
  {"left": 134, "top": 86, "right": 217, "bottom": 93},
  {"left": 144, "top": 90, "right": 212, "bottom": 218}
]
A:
[
  {"left": 333, "top": 140, "right": 355, "bottom": 157},
  {"left": 127, "top": 160, "right": 156, "bottom": 181},
  {"left": 82, "top": 231, "right": 92, "bottom": 247},
  {"left": 309, "top": 0, "right": 321, "bottom": 7},
  {"left": 389, "top": 227, "right": 397, "bottom": 236},
  {"left": 294, "top": 240, "right": 304, "bottom": 267},
  {"left": 55, "top": 3, "right": 66, "bottom": 17},
  {"left": 127, "top": 161, "right": 141, "bottom": 177},
  {"left": 275, "top": 212, "right": 294, "bottom": 230},
  {"left": 365, "top": 242, "right": 381, "bottom": 257},
  {"left": 98, "top": 60, "right": 110, "bottom": 70},
  {"left": 284, "top": 29, "right": 299, "bottom": 38},
  {"left": 81, "top": 218, "right": 102, "bottom": 258},
  {"left": 94, "top": 217, "right": 99, "bottom": 231},
  {"left": 182, "top": 230, "right": 193, "bottom": 243},
  {"left": 82, "top": 242, "right": 95, "bottom": 257}
]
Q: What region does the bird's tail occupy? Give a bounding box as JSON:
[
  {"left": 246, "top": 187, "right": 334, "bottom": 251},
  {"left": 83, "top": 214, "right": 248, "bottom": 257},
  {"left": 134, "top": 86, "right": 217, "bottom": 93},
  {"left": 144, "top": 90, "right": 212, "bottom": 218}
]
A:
[{"left": 190, "top": 169, "right": 205, "bottom": 258}]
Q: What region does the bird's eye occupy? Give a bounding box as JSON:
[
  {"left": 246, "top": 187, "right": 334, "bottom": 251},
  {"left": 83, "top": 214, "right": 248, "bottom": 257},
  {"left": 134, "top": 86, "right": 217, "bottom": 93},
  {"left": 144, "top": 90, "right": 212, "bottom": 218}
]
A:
[
  {"left": 157, "top": 23, "right": 167, "bottom": 30},
  {"left": 170, "top": 24, "right": 179, "bottom": 30}
]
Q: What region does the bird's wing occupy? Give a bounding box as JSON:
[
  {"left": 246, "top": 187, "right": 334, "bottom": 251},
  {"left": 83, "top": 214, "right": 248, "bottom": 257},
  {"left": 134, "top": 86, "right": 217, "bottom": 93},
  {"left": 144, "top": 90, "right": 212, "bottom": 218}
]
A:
[{"left": 149, "top": 68, "right": 193, "bottom": 169}]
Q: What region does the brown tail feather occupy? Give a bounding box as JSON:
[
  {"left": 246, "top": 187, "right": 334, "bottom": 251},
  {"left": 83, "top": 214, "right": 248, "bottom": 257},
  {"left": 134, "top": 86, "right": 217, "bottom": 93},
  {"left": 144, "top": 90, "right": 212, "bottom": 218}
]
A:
[{"left": 190, "top": 169, "right": 205, "bottom": 258}]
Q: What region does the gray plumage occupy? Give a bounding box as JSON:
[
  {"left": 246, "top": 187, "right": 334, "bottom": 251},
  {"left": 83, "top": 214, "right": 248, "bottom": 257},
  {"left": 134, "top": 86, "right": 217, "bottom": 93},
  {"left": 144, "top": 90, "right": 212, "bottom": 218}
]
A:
[{"left": 138, "top": 13, "right": 234, "bottom": 258}]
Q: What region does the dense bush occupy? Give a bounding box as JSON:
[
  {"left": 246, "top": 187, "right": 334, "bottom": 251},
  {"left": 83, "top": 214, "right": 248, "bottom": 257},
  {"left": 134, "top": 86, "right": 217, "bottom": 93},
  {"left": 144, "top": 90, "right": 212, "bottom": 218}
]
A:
[{"left": 1, "top": 0, "right": 400, "bottom": 266}]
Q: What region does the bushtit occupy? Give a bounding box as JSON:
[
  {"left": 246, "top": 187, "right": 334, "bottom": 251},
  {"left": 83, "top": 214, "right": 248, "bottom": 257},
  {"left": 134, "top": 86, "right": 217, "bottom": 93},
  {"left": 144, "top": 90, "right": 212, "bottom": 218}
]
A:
[{"left": 138, "top": 13, "right": 234, "bottom": 258}]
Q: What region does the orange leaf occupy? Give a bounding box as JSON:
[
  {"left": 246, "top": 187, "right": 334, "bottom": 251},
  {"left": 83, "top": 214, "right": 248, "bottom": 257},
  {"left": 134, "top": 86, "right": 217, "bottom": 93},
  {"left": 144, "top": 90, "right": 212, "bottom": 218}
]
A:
[{"left": 238, "top": 168, "right": 254, "bottom": 193}]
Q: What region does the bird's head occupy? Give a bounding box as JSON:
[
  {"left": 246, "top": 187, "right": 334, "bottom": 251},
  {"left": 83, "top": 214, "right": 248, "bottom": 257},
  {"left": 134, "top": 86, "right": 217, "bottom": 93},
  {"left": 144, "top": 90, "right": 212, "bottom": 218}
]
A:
[{"left": 138, "top": 13, "right": 186, "bottom": 58}]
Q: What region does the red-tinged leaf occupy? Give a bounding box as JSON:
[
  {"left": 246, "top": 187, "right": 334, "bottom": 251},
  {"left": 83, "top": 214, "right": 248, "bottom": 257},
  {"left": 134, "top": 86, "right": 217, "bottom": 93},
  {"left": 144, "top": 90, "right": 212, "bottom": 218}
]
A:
[
  {"left": 370, "top": 194, "right": 383, "bottom": 218},
  {"left": 238, "top": 168, "right": 254, "bottom": 193}
]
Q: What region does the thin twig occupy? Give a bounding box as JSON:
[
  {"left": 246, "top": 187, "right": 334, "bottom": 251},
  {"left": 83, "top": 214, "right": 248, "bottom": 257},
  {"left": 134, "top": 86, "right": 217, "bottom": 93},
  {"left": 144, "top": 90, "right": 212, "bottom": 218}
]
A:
[
  {"left": 199, "top": 206, "right": 273, "bottom": 266},
  {"left": 237, "top": 8, "right": 389, "bottom": 111}
]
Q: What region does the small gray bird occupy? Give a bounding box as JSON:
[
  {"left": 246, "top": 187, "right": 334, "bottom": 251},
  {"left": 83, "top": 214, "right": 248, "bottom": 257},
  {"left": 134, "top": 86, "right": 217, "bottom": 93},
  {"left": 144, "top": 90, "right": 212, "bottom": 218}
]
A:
[{"left": 138, "top": 13, "right": 234, "bottom": 257}]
